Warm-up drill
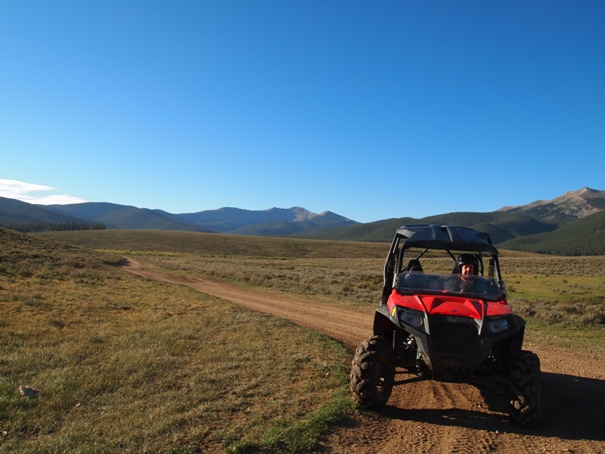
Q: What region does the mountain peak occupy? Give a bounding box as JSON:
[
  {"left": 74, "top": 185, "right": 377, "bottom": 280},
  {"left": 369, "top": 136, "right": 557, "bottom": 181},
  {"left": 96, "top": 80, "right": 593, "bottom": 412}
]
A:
[
  {"left": 314, "top": 210, "right": 354, "bottom": 222},
  {"left": 554, "top": 186, "right": 595, "bottom": 200},
  {"left": 289, "top": 207, "right": 314, "bottom": 221},
  {"left": 498, "top": 187, "right": 605, "bottom": 224}
]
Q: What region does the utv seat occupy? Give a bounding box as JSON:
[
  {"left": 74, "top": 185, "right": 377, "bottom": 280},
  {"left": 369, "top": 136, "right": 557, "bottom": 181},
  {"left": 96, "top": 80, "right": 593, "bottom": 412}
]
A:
[{"left": 404, "top": 259, "right": 423, "bottom": 273}]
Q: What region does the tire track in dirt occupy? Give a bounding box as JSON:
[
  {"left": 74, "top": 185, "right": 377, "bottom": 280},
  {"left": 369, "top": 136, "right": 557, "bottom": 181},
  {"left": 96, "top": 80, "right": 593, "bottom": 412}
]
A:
[
  {"left": 121, "top": 259, "right": 375, "bottom": 348},
  {"left": 121, "top": 258, "right": 605, "bottom": 453}
]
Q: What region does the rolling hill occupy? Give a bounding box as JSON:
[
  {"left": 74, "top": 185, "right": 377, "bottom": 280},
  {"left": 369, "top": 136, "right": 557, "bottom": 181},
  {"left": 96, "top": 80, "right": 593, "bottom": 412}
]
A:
[
  {"left": 498, "top": 210, "right": 605, "bottom": 255},
  {"left": 40, "top": 202, "right": 213, "bottom": 232},
  {"left": 37, "top": 203, "right": 358, "bottom": 235},
  {"left": 1, "top": 187, "right": 604, "bottom": 255},
  {"left": 297, "top": 188, "right": 605, "bottom": 255},
  {"left": 0, "top": 196, "right": 104, "bottom": 232}
]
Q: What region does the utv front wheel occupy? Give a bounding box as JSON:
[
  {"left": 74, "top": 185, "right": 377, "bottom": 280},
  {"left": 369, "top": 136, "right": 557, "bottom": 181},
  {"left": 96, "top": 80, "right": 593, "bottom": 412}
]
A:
[
  {"left": 508, "top": 350, "right": 541, "bottom": 427},
  {"left": 350, "top": 335, "right": 395, "bottom": 407}
]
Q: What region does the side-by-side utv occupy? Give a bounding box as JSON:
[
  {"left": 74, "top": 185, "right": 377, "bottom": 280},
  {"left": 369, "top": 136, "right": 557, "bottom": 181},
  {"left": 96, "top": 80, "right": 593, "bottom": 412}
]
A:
[{"left": 350, "top": 224, "right": 541, "bottom": 427}]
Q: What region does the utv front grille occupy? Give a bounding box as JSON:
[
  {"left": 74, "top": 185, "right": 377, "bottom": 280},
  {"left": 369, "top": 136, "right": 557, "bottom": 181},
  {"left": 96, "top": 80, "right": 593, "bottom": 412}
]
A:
[{"left": 431, "top": 319, "right": 479, "bottom": 348}]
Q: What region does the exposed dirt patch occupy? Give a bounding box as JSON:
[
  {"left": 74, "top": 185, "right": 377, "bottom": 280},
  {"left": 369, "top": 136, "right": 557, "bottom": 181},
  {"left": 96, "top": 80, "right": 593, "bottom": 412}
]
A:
[{"left": 122, "top": 258, "right": 605, "bottom": 453}]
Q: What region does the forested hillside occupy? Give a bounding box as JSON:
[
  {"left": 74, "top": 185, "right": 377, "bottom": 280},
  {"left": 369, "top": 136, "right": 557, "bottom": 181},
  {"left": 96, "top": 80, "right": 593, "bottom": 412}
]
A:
[{"left": 499, "top": 210, "right": 605, "bottom": 255}]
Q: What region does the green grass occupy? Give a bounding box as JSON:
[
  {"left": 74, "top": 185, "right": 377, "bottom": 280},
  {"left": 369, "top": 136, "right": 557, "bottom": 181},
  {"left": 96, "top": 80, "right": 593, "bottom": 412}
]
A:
[{"left": 501, "top": 256, "right": 605, "bottom": 334}]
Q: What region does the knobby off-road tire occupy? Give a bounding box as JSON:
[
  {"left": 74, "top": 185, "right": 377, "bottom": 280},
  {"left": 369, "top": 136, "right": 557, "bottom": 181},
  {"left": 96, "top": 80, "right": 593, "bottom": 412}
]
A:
[
  {"left": 508, "top": 350, "right": 541, "bottom": 427},
  {"left": 350, "top": 335, "right": 396, "bottom": 408}
]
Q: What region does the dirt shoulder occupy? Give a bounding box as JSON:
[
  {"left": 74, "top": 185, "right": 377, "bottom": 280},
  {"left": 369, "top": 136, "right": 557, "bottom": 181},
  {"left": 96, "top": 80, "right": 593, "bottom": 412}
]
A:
[{"left": 121, "top": 258, "right": 605, "bottom": 453}]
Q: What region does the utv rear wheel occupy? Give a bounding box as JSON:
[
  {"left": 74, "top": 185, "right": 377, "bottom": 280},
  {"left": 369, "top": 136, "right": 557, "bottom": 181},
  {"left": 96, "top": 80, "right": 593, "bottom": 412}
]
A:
[
  {"left": 508, "top": 350, "right": 541, "bottom": 427},
  {"left": 350, "top": 335, "right": 395, "bottom": 408}
]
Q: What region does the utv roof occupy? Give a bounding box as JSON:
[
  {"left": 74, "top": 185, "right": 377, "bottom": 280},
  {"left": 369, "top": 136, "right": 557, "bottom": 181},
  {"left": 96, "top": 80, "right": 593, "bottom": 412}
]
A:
[{"left": 396, "top": 224, "right": 498, "bottom": 254}]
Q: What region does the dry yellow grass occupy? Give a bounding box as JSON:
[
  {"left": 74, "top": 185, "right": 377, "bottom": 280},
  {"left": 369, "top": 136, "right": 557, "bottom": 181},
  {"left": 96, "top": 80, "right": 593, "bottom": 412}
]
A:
[
  {"left": 1, "top": 229, "right": 352, "bottom": 453},
  {"left": 11, "top": 228, "right": 604, "bottom": 453},
  {"left": 38, "top": 230, "right": 605, "bottom": 333}
]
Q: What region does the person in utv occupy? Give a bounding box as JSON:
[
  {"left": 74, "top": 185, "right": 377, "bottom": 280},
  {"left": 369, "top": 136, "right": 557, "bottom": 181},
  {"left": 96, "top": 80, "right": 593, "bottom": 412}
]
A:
[{"left": 446, "top": 254, "right": 489, "bottom": 294}]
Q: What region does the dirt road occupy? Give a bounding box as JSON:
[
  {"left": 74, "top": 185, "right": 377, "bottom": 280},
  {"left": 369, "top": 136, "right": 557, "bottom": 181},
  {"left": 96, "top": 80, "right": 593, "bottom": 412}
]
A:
[{"left": 122, "top": 258, "right": 605, "bottom": 453}]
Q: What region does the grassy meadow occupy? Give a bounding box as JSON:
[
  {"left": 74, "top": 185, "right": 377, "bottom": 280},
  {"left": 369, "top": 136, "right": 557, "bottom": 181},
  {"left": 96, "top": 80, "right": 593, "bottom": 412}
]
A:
[
  {"left": 39, "top": 230, "right": 605, "bottom": 342},
  {"left": 0, "top": 229, "right": 353, "bottom": 453},
  {"left": 3, "top": 229, "right": 605, "bottom": 453}
]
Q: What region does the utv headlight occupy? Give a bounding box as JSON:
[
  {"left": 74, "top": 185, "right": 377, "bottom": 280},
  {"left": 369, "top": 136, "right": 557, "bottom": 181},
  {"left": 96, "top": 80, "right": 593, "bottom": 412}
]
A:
[
  {"left": 487, "top": 318, "right": 509, "bottom": 334},
  {"left": 399, "top": 310, "right": 424, "bottom": 328}
]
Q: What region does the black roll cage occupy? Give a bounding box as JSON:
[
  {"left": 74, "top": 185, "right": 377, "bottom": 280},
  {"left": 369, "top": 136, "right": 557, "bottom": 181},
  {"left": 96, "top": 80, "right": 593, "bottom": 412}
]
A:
[{"left": 382, "top": 224, "right": 503, "bottom": 304}]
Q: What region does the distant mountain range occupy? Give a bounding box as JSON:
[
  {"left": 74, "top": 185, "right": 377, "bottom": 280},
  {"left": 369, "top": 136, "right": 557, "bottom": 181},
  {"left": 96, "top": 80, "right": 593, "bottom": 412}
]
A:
[
  {"left": 299, "top": 187, "right": 605, "bottom": 255},
  {"left": 0, "top": 198, "right": 358, "bottom": 235},
  {"left": 1, "top": 187, "right": 604, "bottom": 255}
]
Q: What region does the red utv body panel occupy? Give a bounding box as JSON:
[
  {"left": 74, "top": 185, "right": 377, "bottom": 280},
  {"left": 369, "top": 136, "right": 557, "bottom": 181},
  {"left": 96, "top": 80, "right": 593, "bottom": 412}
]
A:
[{"left": 387, "top": 289, "right": 513, "bottom": 319}]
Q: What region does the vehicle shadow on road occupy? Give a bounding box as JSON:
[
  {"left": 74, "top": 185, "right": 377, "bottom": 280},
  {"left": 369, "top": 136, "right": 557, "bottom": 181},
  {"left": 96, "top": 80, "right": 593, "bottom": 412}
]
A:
[
  {"left": 377, "top": 372, "right": 605, "bottom": 441},
  {"left": 535, "top": 372, "right": 605, "bottom": 441},
  {"left": 479, "top": 371, "right": 605, "bottom": 441}
]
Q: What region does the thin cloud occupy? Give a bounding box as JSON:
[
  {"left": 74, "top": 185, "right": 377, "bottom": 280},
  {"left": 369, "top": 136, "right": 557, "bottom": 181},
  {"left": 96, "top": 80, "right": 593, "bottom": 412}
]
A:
[{"left": 0, "top": 178, "right": 87, "bottom": 205}]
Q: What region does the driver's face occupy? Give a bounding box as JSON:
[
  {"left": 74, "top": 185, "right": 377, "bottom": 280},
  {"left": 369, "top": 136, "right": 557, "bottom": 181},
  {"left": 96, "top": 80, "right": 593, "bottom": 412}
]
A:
[{"left": 461, "top": 263, "right": 475, "bottom": 279}]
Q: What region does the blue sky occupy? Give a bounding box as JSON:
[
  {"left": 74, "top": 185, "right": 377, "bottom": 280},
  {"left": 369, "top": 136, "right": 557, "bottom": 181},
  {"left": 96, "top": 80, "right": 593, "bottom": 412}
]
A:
[{"left": 1, "top": 1, "right": 604, "bottom": 223}]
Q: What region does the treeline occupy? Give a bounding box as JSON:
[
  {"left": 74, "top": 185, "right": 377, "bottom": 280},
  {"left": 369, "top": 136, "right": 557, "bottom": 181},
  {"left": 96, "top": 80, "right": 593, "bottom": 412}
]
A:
[
  {"left": 0, "top": 222, "right": 106, "bottom": 233},
  {"left": 504, "top": 238, "right": 605, "bottom": 256},
  {"left": 499, "top": 210, "right": 605, "bottom": 256}
]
